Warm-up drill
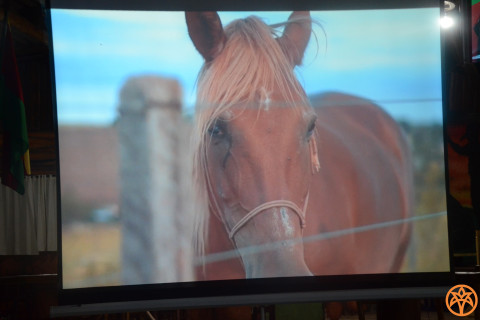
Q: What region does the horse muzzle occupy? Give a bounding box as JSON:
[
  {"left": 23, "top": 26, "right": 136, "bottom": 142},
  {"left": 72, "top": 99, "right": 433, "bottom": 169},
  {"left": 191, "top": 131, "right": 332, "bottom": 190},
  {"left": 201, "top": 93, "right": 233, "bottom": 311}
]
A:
[{"left": 228, "top": 201, "right": 313, "bottom": 278}]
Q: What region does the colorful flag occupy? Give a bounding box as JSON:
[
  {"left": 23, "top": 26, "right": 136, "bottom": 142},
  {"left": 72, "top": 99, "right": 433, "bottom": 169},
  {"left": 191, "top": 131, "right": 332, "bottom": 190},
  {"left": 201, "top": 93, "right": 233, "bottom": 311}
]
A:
[{"left": 1, "top": 22, "right": 31, "bottom": 195}]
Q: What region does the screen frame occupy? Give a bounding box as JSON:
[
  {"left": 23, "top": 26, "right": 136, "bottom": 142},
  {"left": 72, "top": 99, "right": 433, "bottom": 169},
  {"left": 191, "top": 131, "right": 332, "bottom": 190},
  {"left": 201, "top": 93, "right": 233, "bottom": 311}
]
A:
[{"left": 47, "top": 0, "right": 455, "bottom": 313}]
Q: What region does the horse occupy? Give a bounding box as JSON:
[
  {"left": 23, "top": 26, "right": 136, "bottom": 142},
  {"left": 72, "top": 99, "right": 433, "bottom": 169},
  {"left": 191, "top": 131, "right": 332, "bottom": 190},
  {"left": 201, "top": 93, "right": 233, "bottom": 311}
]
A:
[{"left": 186, "top": 11, "right": 412, "bottom": 281}]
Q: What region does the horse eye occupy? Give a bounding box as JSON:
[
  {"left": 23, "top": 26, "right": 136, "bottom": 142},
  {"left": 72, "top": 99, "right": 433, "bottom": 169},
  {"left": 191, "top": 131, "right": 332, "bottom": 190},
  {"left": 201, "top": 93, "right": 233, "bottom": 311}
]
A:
[
  {"left": 208, "top": 123, "right": 225, "bottom": 138},
  {"left": 306, "top": 120, "right": 316, "bottom": 139}
]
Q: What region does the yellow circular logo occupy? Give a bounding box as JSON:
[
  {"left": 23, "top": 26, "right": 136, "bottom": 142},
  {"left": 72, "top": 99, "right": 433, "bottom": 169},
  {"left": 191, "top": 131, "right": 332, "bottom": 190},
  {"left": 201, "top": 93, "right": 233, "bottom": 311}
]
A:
[{"left": 446, "top": 284, "right": 478, "bottom": 317}]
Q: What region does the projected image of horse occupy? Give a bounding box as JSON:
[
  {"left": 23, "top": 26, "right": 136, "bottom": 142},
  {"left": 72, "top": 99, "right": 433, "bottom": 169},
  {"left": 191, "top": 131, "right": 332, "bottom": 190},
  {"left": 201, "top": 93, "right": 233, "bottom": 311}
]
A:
[{"left": 187, "top": 11, "right": 412, "bottom": 280}]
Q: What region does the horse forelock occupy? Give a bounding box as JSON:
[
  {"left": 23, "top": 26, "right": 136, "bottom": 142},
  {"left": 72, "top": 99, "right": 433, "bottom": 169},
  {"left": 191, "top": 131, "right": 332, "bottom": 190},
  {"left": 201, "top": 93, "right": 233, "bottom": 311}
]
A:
[
  {"left": 197, "top": 16, "right": 309, "bottom": 112},
  {"left": 192, "top": 15, "right": 311, "bottom": 261}
]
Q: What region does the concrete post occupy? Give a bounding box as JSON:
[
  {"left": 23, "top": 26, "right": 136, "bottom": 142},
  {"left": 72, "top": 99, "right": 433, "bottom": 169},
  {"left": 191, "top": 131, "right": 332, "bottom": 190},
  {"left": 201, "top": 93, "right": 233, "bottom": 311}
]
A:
[{"left": 117, "top": 76, "right": 194, "bottom": 284}]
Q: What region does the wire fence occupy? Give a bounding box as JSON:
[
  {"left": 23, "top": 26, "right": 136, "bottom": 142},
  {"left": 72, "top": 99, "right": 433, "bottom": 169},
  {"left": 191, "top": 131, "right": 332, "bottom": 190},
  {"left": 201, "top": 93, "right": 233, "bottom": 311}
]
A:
[{"left": 197, "top": 211, "right": 447, "bottom": 265}]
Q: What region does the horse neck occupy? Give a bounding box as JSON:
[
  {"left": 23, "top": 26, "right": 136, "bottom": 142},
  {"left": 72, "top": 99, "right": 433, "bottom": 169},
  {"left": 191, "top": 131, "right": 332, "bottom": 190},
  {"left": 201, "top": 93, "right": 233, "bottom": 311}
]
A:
[
  {"left": 197, "top": 212, "right": 245, "bottom": 280},
  {"left": 207, "top": 212, "right": 235, "bottom": 254}
]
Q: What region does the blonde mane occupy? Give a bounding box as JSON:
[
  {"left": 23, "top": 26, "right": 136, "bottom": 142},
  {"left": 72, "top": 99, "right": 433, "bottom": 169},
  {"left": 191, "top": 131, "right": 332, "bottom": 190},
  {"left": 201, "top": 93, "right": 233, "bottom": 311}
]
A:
[{"left": 191, "top": 15, "right": 311, "bottom": 260}]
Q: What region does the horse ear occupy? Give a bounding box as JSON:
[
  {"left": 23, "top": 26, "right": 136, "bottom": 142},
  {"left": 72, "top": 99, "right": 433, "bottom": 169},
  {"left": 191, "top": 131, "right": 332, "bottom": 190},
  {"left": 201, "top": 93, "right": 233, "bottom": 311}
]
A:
[
  {"left": 277, "top": 11, "right": 311, "bottom": 66},
  {"left": 185, "top": 11, "right": 226, "bottom": 62}
]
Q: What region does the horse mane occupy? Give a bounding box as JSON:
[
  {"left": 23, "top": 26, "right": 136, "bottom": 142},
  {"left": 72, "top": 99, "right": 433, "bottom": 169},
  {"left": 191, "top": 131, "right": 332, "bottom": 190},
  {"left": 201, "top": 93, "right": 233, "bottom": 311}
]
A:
[{"left": 191, "top": 15, "right": 311, "bottom": 261}]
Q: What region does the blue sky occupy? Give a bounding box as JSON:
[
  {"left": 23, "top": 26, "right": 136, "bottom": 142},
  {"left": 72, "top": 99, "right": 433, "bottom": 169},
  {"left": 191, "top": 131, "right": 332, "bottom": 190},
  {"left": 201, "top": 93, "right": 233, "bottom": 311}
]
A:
[{"left": 51, "top": 8, "right": 443, "bottom": 125}]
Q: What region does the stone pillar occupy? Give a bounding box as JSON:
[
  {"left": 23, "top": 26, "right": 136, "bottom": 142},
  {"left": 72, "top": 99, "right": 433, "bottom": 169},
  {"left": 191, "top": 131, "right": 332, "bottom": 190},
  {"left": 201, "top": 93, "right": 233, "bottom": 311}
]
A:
[{"left": 117, "top": 76, "right": 194, "bottom": 284}]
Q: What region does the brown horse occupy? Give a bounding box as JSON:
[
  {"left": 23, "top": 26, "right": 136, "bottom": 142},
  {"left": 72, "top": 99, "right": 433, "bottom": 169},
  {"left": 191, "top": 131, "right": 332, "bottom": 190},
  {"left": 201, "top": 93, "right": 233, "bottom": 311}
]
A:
[{"left": 186, "top": 11, "right": 412, "bottom": 280}]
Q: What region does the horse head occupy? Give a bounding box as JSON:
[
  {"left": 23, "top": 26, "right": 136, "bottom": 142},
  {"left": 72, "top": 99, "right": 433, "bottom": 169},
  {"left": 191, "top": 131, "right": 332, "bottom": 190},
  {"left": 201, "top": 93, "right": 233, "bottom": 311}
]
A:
[{"left": 187, "top": 11, "right": 319, "bottom": 278}]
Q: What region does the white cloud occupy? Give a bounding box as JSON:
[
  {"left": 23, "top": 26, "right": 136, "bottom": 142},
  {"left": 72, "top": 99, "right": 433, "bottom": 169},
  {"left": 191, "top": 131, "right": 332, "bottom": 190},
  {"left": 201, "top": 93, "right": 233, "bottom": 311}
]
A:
[
  {"left": 306, "top": 9, "right": 441, "bottom": 71},
  {"left": 56, "top": 85, "right": 118, "bottom": 112}
]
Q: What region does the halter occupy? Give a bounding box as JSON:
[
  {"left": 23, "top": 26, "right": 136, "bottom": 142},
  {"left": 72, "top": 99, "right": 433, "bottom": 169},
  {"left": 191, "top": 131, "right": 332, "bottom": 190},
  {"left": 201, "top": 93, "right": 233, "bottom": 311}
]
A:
[
  {"left": 228, "top": 193, "right": 310, "bottom": 239},
  {"left": 225, "top": 137, "right": 320, "bottom": 240}
]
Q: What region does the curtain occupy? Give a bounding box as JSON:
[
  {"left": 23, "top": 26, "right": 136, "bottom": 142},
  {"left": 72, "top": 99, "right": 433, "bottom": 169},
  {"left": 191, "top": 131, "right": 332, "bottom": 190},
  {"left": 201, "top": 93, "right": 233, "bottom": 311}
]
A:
[{"left": 0, "top": 175, "right": 57, "bottom": 255}]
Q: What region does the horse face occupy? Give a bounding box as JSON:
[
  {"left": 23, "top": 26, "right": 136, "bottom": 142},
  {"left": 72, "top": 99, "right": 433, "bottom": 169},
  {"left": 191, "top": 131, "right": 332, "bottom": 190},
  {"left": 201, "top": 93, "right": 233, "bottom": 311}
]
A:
[
  {"left": 188, "top": 11, "right": 315, "bottom": 278},
  {"left": 205, "top": 101, "right": 316, "bottom": 278}
]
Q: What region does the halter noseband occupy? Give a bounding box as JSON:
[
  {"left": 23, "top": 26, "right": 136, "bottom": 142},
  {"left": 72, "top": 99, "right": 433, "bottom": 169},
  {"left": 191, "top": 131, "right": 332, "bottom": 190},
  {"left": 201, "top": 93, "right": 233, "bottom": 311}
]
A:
[{"left": 228, "top": 194, "right": 309, "bottom": 239}]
